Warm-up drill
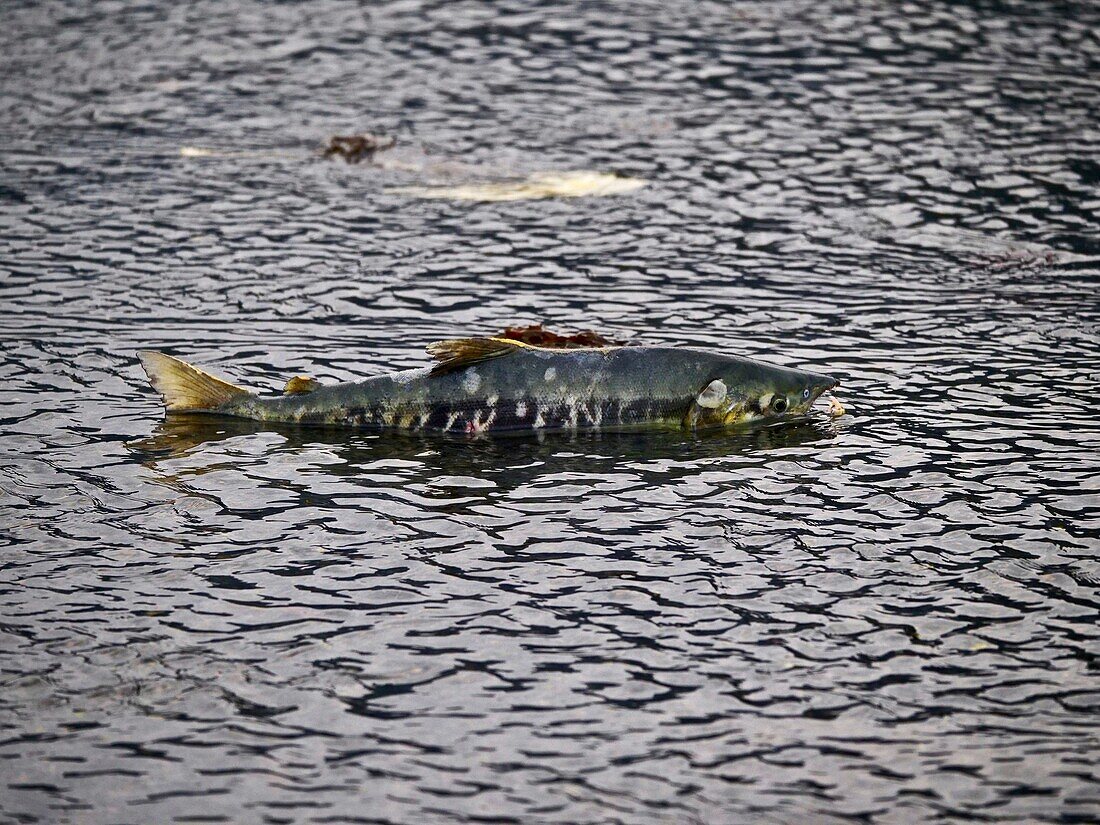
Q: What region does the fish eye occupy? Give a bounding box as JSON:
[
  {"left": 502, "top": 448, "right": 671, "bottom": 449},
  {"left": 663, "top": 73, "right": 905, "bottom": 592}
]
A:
[
  {"left": 771, "top": 396, "right": 788, "bottom": 413},
  {"left": 802, "top": 388, "right": 811, "bottom": 400}
]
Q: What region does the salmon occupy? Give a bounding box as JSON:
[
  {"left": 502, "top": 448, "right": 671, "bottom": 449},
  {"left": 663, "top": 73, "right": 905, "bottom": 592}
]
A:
[{"left": 138, "top": 337, "right": 839, "bottom": 434}]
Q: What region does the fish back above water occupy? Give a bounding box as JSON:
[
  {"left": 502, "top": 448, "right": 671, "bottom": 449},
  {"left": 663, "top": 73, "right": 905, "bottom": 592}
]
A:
[{"left": 139, "top": 339, "right": 838, "bottom": 434}]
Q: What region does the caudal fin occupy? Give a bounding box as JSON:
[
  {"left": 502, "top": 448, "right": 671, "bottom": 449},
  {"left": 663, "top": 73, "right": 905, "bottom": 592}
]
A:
[{"left": 138, "top": 351, "right": 251, "bottom": 412}]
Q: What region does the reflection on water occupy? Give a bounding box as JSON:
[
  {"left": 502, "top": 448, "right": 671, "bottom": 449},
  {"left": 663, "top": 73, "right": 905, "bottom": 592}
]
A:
[
  {"left": 128, "top": 414, "right": 844, "bottom": 528},
  {"left": 2, "top": 0, "right": 1099, "bottom": 823},
  {"left": 131, "top": 411, "right": 841, "bottom": 466}
]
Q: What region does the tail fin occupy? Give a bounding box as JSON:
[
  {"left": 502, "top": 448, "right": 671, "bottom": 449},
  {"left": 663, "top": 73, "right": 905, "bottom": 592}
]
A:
[{"left": 138, "top": 351, "right": 251, "bottom": 412}]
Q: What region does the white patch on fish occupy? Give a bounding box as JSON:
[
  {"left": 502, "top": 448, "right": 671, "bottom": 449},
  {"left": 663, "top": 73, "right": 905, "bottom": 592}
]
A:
[
  {"left": 444, "top": 411, "right": 460, "bottom": 432},
  {"left": 515, "top": 401, "right": 528, "bottom": 418},
  {"left": 582, "top": 401, "right": 601, "bottom": 427},
  {"left": 544, "top": 366, "right": 557, "bottom": 382},
  {"left": 533, "top": 408, "right": 545, "bottom": 429},
  {"left": 463, "top": 368, "right": 481, "bottom": 394}
]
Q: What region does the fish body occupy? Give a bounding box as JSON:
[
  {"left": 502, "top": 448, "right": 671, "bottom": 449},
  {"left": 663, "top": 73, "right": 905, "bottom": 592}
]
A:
[{"left": 139, "top": 338, "right": 838, "bottom": 434}]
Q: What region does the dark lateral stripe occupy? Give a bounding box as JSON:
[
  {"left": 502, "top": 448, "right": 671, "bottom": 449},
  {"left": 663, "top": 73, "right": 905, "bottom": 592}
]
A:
[
  {"left": 427, "top": 397, "right": 681, "bottom": 432},
  {"left": 293, "top": 404, "right": 387, "bottom": 427},
  {"left": 287, "top": 397, "right": 685, "bottom": 431}
]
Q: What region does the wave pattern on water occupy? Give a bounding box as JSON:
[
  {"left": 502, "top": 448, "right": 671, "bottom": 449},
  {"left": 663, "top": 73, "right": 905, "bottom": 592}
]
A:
[{"left": 1, "top": 1, "right": 1099, "bottom": 823}]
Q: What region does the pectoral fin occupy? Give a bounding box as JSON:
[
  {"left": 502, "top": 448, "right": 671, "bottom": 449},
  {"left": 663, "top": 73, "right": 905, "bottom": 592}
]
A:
[{"left": 683, "top": 379, "right": 730, "bottom": 430}]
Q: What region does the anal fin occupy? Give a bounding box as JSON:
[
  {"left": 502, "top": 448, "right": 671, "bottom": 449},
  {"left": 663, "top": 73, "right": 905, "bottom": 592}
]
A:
[{"left": 283, "top": 376, "right": 323, "bottom": 395}]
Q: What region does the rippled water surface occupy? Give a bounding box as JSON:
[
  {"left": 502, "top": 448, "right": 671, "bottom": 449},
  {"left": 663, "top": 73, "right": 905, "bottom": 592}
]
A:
[{"left": 3, "top": 1, "right": 1100, "bottom": 822}]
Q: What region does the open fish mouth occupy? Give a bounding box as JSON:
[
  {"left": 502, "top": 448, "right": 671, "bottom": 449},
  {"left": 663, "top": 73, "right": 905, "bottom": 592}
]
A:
[
  {"left": 798, "top": 375, "right": 839, "bottom": 413},
  {"left": 805, "top": 375, "right": 845, "bottom": 418}
]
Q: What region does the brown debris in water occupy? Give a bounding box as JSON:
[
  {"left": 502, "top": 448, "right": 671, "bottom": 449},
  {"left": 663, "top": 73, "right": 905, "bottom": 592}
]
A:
[
  {"left": 498, "top": 324, "right": 623, "bottom": 349},
  {"left": 323, "top": 133, "right": 396, "bottom": 164}
]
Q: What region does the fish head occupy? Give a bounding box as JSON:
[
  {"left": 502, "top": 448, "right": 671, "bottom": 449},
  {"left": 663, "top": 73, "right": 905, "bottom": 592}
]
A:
[{"left": 692, "top": 362, "right": 838, "bottom": 428}]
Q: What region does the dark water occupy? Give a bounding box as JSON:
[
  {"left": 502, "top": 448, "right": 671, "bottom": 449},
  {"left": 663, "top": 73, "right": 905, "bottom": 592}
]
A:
[{"left": 3, "top": 1, "right": 1100, "bottom": 822}]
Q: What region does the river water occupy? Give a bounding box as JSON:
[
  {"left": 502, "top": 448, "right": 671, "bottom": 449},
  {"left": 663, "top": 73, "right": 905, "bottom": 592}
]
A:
[{"left": 2, "top": 1, "right": 1099, "bottom": 823}]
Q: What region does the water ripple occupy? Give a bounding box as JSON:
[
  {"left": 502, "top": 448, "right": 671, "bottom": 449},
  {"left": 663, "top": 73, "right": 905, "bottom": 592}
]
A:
[{"left": 2, "top": 1, "right": 1099, "bottom": 823}]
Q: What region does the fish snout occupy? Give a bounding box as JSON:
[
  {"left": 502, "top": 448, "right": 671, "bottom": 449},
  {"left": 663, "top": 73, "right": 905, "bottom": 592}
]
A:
[{"left": 804, "top": 374, "right": 839, "bottom": 408}]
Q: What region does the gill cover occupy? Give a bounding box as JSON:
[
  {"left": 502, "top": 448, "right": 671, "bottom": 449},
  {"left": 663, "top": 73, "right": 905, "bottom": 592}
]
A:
[
  {"left": 696, "top": 379, "right": 727, "bottom": 408},
  {"left": 683, "top": 378, "right": 732, "bottom": 430}
]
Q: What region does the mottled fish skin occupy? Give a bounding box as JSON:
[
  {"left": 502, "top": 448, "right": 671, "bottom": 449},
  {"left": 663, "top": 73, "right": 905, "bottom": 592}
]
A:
[{"left": 215, "top": 346, "right": 838, "bottom": 433}]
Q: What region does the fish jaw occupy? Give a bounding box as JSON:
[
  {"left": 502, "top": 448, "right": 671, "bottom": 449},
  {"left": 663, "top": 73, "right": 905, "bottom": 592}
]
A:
[
  {"left": 706, "top": 367, "right": 839, "bottom": 428},
  {"left": 796, "top": 372, "right": 840, "bottom": 414}
]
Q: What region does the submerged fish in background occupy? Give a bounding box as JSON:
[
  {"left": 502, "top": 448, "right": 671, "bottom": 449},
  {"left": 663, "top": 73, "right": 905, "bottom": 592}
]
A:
[
  {"left": 138, "top": 338, "right": 839, "bottom": 435},
  {"left": 386, "top": 171, "right": 647, "bottom": 201},
  {"left": 180, "top": 135, "right": 647, "bottom": 202}
]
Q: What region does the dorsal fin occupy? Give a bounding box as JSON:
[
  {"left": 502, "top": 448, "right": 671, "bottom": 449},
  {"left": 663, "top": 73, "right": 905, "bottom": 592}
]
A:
[
  {"left": 283, "top": 375, "right": 322, "bottom": 395},
  {"left": 426, "top": 337, "right": 528, "bottom": 376}
]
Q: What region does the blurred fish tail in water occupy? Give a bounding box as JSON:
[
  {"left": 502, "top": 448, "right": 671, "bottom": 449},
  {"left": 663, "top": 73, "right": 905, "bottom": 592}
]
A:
[
  {"left": 386, "top": 170, "right": 647, "bottom": 201},
  {"left": 138, "top": 338, "right": 838, "bottom": 435}
]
